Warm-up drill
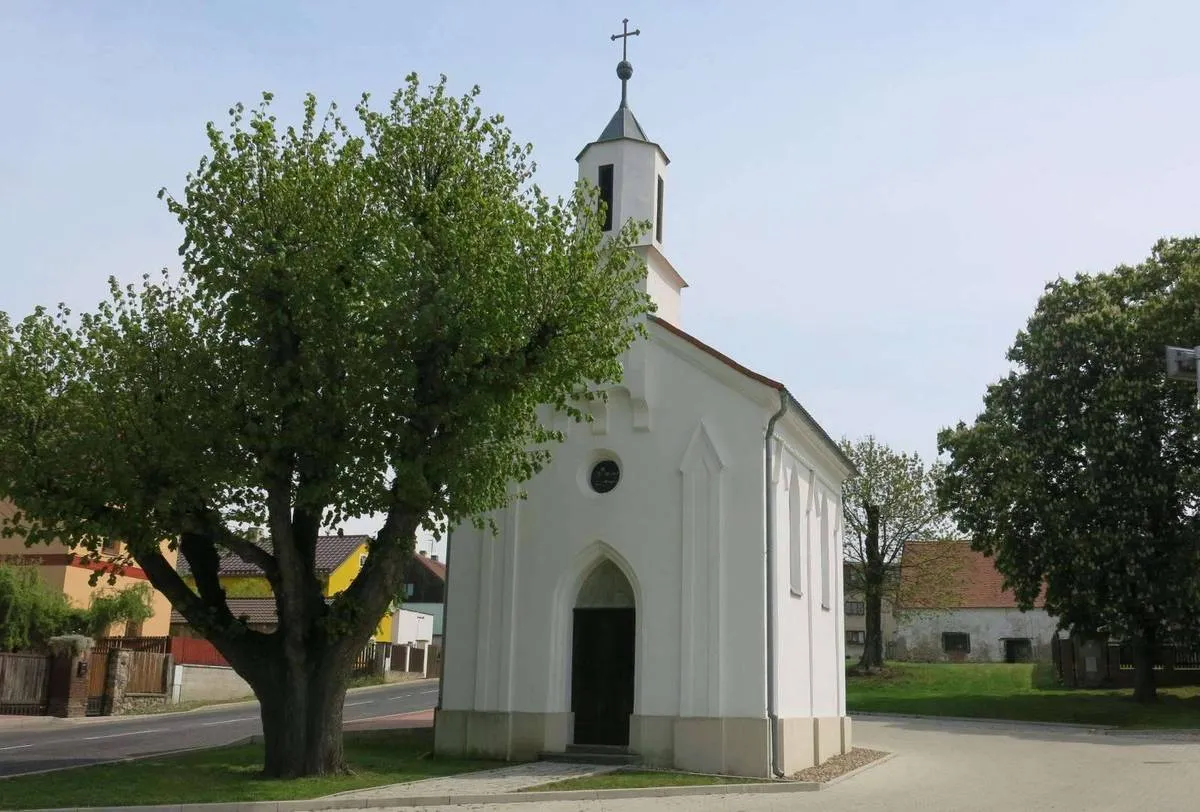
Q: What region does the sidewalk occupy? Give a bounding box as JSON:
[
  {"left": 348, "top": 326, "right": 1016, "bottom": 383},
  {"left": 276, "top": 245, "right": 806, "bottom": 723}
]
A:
[
  {"left": 344, "top": 708, "right": 435, "bottom": 732},
  {"left": 325, "top": 761, "right": 620, "bottom": 802}
]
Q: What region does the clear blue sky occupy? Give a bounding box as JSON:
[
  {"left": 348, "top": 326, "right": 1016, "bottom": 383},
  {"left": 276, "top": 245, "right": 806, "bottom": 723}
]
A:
[{"left": 4, "top": 1, "right": 1200, "bottom": 543}]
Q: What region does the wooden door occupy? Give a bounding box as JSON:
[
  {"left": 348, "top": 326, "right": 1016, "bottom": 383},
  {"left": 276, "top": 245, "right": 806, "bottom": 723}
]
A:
[{"left": 571, "top": 607, "right": 635, "bottom": 746}]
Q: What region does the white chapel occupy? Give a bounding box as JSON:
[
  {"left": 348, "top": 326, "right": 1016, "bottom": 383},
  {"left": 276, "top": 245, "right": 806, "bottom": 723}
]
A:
[{"left": 434, "top": 25, "right": 856, "bottom": 778}]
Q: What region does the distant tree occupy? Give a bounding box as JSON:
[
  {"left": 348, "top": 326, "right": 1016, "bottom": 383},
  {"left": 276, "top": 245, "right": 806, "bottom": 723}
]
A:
[
  {"left": 0, "top": 75, "right": 649, "bottom": 776},
  {"left": 938, "top": 238, "right": 1200, "bottom": 702},
  {"left": 83, "top": 582, "right": 154, "bottom": 638},
  {"left": 0, "top": 563, "right": 151, "bottom": 649},
  {"left": 0, "top": 564, "right": 76, "bottom": 651},
  {"left": 841, "top": 437, "right": 956, "bottom": 671}
]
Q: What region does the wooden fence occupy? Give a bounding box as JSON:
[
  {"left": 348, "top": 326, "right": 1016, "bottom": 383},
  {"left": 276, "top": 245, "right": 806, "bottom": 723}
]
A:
[
  {"left": 389, "top": 643, "right": 442, "bottom": 678},
  {"left": 126, "top": 651, "right": 171, "bottom": 694},
  {"left": 351, "top": 641, "right": 378, "bottom": 676},
  {"left": 86, "top": 647, "right": 109, "bottom": 715},
  {"left": 95, "top": 636, "right": 171, "bottom": 654},
  {"left": 1053, "top": 636, "right": 1200, "bottom": 688},
  {"left": 0, "top": 652, "right": 50, "bottom": 716}
]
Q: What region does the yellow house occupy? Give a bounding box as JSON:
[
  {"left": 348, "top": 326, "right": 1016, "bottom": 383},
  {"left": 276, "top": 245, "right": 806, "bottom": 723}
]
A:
[
  {"left": 0, "top": 499, "right": 178, "bottom": 636},
  {"left": 173, "top": 534, "right": 393, "bottom": 642}
]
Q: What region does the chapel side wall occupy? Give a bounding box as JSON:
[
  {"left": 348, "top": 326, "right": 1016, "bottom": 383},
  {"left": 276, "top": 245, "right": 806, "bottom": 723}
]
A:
[
  {"left": 773, "top": 436, "right": 847, "bottom": 720},
  {"left": 773, "top": 447, "right": 812, "bottom": 719}
]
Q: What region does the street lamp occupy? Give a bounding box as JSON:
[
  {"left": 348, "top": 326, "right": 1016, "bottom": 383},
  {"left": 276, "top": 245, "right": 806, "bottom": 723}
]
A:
[{"left": 1165, "top": 346, "right": 1200, "bottom": 396}]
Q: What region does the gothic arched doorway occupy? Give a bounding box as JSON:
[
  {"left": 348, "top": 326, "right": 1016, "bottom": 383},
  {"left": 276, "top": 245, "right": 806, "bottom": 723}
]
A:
[{"left": 571, "top": 559, "right": 636, "bottom": 747}]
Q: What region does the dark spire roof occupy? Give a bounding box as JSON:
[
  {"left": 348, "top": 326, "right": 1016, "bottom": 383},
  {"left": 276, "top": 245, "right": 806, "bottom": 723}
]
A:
[{"left": 597, "top": 103, "right": 649, "bottom": 144}]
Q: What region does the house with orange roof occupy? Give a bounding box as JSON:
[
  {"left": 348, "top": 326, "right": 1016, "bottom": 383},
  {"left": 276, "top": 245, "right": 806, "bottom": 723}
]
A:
[
  {"left": 893, "top": 541, "right": 1059, "bottom": 663},
  {"left": 0, "top": 499, "right": 177, "bottom": 636}
]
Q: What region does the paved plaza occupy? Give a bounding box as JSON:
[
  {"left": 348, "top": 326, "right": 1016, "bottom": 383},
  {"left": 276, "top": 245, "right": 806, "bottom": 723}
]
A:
[{"left": 367, "top": 715, "right": 1200, "bottom": 812}]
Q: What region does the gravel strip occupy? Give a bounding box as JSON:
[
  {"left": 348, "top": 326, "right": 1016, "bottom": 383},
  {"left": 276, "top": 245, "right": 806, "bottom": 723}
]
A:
[{"left": 792, "top": 747, "right": 888, "bottom": 782}]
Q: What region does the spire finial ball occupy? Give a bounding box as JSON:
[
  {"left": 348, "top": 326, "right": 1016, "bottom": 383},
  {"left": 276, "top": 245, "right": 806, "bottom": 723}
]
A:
[{"left": 616, "top": 60, "right": 633, "bottom": 81}]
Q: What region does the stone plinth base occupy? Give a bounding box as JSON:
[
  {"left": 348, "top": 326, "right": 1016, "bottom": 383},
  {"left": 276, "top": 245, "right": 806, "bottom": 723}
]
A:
[{"left": 434, "top": 710, "right": 852, "bottom": 778}]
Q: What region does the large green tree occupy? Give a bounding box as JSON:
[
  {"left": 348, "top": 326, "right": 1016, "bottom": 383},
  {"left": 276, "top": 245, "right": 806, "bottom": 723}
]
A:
[
  {"left": 937, "top": 237, "right": 1200, "bottom": 702},
  {"left": 0, "top": 76, "right": 650, "bottom": 775},
  {"left": 840, "top": 437, "right": 956, "bottom": 671}
]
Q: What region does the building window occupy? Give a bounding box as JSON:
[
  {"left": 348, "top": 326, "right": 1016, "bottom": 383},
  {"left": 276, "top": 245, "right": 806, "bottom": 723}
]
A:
[
  {"left": 942, "top": 632, "right": 971, "bottom": 654},
  {"left": 405, "top": 583, "right": 415, "bottom": 598},
  {"left": 598, "top": 164, "right": 614, "bottom": 231},
  {"left": 845, "top": 600, "right": 865, "bottom": 616},
  {"left": 589, "top": 459, "right": 621, "bottom": 494},
  {"left": 655, "top": 175, "right": 664, "bottom": 242},
  {"left": 359, "top": 553, "right": 367, "bottom": 567},
  {"left": 846, "top": 630, "right": 865, "bottom": 645},
  {"left": 100, "top": 539, "right": 120, "bottom": 555}
]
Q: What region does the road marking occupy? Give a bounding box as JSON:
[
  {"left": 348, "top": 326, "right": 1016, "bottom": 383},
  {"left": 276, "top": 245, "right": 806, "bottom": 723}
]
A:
[
  {"left": 0, "top": 744, "right": 32, "bottom": 751},
  {"left": 200, "top": 717, "right": 257, "bottom": 726},
  {"left": 419, "top": 689, "right": 439, "bottom": 694},
  {"left": 81, "top": 729, "right": 162, "bottom": 741},
  {"left": 345, "top": 700, "right": 374, "bottom": 707}
]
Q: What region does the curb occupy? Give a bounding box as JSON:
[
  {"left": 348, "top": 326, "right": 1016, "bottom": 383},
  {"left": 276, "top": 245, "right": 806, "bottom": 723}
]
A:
[
  {"left": 849, "top": 711, "right": 1117, "bottom": 732},
  {"left": 1099, "top": 729, "right": 1200, "bottom": 739},
  {"left": 29, "top": 779, "right": 822, "bottom": 812}
]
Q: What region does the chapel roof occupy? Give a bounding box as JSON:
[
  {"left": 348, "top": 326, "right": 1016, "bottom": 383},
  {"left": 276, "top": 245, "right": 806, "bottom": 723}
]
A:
[
  {"left": 647, "top": 315, "right": 856, "bottom": 474},
  {"left": 596, "top": 103, "right": 649, "bottom": 144}
]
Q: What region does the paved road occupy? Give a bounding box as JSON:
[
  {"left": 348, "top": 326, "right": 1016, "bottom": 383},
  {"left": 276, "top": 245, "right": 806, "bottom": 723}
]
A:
[
  {"left": 385, "top": 716, "right": 1200, "bottom": 812},
  {"left": 0, "top": 680, "right": 439, "bottom": 778}
]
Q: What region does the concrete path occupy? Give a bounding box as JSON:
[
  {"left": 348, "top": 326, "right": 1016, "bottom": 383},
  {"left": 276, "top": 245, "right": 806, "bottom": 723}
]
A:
[
  {"left": 366, "top": 715, "right": 1200, "bottom": 811},
  {"left": 329, "top": 761, "right": 619, "bottom": 801}
]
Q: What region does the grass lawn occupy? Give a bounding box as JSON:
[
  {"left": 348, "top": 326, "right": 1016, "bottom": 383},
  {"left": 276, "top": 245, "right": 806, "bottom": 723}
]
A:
[
  {"left": 847, "top": 662, "right": 1200, "bottom": 728},
  {"left": 0, "top": 728, "right": 498, "bottom": 810},
  {"left": 524, "top": 768, "right": 771, "bottom": 792}
]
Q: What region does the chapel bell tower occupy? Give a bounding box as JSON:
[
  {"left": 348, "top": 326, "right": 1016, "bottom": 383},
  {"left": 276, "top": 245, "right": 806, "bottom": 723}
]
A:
[{"left": 576, "top": 18, "right": 687, "bottom": 326}]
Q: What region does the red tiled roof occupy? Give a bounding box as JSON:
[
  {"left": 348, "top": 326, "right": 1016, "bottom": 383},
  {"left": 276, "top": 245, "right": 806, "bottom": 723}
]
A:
[
  {"left": 415, "top": 552, "right": 446, "bottom": 581},
  {"left": 899, "top": 541, "right": 1046, "bottom": 610},
  {"left": 169, "top": 597, "right": 334, "bottom": 626}
]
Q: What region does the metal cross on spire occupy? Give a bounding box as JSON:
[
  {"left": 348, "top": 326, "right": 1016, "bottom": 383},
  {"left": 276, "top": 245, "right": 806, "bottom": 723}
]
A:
[{"left": 610, "top": 17, "right": 641, "bottom": 106}]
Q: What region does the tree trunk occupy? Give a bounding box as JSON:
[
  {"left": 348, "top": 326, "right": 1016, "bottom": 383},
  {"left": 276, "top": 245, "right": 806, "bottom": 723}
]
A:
[
  {"left": 1131, "top": 625, "right": 1158, "bottom": 704},
  {"left": 857, "top": 504, "right": 886, "bottom": 671},
  {"left": 254, "top": 646, "right": 351, "bottom": 778}
]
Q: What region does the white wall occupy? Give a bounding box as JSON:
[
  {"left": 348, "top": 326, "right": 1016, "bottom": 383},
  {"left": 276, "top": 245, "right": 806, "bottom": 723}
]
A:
[
  {"left": 894, "top": 608, "right": 1060, "bottom": 663},
  {"left": 171, "top": 664, "right": 253, "bottom": 704},
  {"left": 772, "top": 431, "right": 848, "bottom": 720},
  {"left": 441, "top": 326, "right": 778, "bottom": 722},
  {"left": 392, "top": 608, "right": 434, "bottom": 645},
  {"left": 577, "top": 138, "right": 681, "bottom": 325}
]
